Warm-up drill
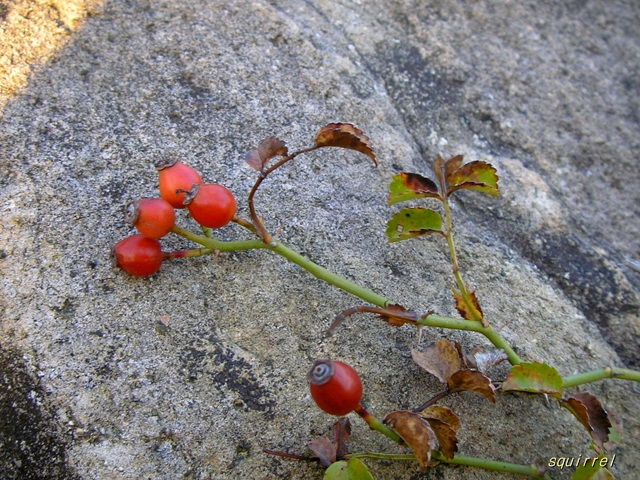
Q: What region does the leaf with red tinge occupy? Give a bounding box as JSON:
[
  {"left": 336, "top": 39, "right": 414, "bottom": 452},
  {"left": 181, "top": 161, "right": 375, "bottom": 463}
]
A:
[
  {"left": 448, "top": 161, "right": 500, "bottom": 197},
  {"left": 383, "top": 410, "right": 437, "bottom": 470},
  {"left": 444, "top": 155, "right": 464, "bottom": 185},
  {"left": 452, "top": 287, "right": 486, "bottom": 325},
  {"left": 420, "top": 416, "right": 458, "bottom": 459},
  {"left": 323, "top": 458, "right": 373, "bottom": 480},
  {"left": 388, "top": 172, "right": 441, "bottom": 206},
  {"left": 309, "top": 437, "right": 336, "bottom": 467},
  {"left": 315, "top": 123, "right": 377, "bottom": 166},
  {"left": 244, "top": 137, "right": 288, "bottom": 171},
  {"left": 418, "top": 405, "right": 461, "bottom": 433},
  {"left": 386, "top": 208, "right": 443, "bottom": 243},
  {"left": 562, "top": 392, "right": 612, "bottom": 453},
  {"left": 411, "top": 339, "right": 462, "bottom": 384},
  {"left": 448, "top": 369, "right": 496, "bottom": 403},
  {"left": 502, "top": 362, "right": 564, "bottom": 399}
]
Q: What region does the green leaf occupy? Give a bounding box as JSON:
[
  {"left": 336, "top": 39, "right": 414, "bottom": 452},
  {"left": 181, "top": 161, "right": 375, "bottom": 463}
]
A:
[
  {"left": 571, "top": 455, "right": 616, "bottom": 479},
  {"left": 323, "top": 458, "right": 373, "bottom": 480},
  {"left": 502, "top": 361, "right": 563, "bottom": 399},
  {"left": 388, "top": 172, "right": 441, "bottom": 206},
  {"left": 448, "top": 161, "right": 500, "bottom": 197},
  {"left": 386, "top": 208, "right": 443, "bottom": 243}
]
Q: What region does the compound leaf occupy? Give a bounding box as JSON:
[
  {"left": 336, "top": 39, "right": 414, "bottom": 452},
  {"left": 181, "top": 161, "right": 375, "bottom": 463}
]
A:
[
  {"left": 448, "top": 161, "right": 500, "bottom": 197},
  {"left": 562, "top": 393, "right": 612, "bottom": 453},
  {"left": 315, "top": 123, "right": 377, "bottom": 166},
  {"left": 447, "top": 369, "right": 496, "bottom": 403},
  {"left": 383, "top": 410, "right": 437, "bottom": 471},
  {"left": 245, "top": 136, "right": 288, "bottom": 171},
  {"left": 388, "top": 172, "right": 441, "bottom": 206},
  {"left": 412, "top": 339, "right": 462, "bottom": 384},
  {"left": 502, "top": 362, "right": 563, "bottom": 399},
  {"left": 386, "top": 208, "right": 443, "bottom": 243},
  {"left": 323, "top": 458, "right": 373, "bottom": 480}
]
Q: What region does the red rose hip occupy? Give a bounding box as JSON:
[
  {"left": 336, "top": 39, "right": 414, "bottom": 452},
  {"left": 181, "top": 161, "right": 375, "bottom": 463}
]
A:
[
  {"left": 114, "top": 234, "right": 163, "bottom": 277},
  {"left": 185, "top": 183, "right": 236, "bottom": 229},
  {"left": 126, "top": 198, "right": 176, "bottom": 239},
  {"left": 308, "top": 359, "right": 363, "bottom": 416},
  {"left": 157, "top": 159, "right": 203, "bottom": 208}
]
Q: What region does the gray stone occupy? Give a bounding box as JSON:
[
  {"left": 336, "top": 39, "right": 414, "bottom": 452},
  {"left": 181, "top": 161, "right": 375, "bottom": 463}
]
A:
[{"left": 1, "top": 0, "right": 638, "bottom": 478}]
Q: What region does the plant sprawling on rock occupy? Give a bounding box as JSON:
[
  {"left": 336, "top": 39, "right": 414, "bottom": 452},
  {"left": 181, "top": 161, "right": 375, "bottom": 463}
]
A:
[{"left": 113, "top": 124, "right": 639, "bottom": 479}]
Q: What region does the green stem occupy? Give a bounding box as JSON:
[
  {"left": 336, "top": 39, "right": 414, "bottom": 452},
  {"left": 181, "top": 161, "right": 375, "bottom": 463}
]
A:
[
  {"left": 269, "top": 242, "right": 393, "bottom": 308},
  {"left": 418, "top": 314, "right": 521, "bottom": 365},
  {"left": 562, "top": 366, "right": 640, "bottom": 388},
  {"left": 354, "top": 404, "right": 403, "bottom": 444},
  {"left": 443, "top": 197, "right": 483, "bottom": 323},
  {"left": 170, "top": 225, "right": 521, "bottom": 364},
  {"left": 345, "top": 451, "right": 549, "bottom": 478}
]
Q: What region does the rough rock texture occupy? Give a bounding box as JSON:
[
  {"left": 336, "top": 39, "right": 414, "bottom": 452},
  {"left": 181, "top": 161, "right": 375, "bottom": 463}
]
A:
[{"left": 1, "top": 0, "right": 639, "bottom": 479}]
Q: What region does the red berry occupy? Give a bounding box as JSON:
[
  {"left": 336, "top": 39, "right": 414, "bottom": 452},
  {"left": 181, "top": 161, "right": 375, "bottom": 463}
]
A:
[
  {"left": 126, "top": 198, "right": 176, "bottom": 238},
  {"left": 114, "top": 234, "right": 163, "bottom": 277},
  {"left": 185, "top": 183, "right": 236, "bottom": 229},
  {"left": 157, "top": 159, "right": 203, "bottom": 208},
  {"left": 308, "top": 359, "right": 363, "bottom": 416}
]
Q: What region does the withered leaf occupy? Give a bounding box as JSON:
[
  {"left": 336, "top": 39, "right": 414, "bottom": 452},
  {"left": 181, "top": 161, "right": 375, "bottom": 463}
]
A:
[
  {"left": 444, "top": 155, "right": 464, "bottom": 185},
  {"left": 502, "top": 361, "right": 564, "bottom": 399},
  {"left": 421, "top": 416, "right": 458, "bottom": 460},
  {"left": 383, "top": 410, "right": 437, "bottom": 471},
  {"left": 472, "top": 349, "right": 509, "bottom": 374},
  {"left": 379, "top": 304, "right": 418, "bottom": 327},
  {"left": 562, "top": 392, "right": 612, "bottom": 453},
  {"left": 418, "top": 405, "right": 461, "bottom": 433},
  {"left": 411, "top": 339, "right": 462, "bottom": 384},
  {"left": 308, "top": 437, "right": 336, "bottom": 467},
  {"left": 432, "top": 154, "right": 445, "bottom": 188},
  {"left": 244, "top": 136, "right": 288, "bottom": 171},
  {"left": 388, "top": 172, "right": 441, "bottom": 206},
  {"left": 386, "top": 208, "right": 443, "bottom": 243},
  {"left": 315, "top": 123, "right": 377, "bottom": 166},
  {"left": 447, "top": 161, "right": 500, "bottom": 197},
  {"left": 332, "top": 417, "right": 351, "bottom": 460},
  {"left": 447, "top": 369, "right": 496, "bottom": 403},
  {"left": 452, "top": 287, "right": 486, "bottom": 326}
]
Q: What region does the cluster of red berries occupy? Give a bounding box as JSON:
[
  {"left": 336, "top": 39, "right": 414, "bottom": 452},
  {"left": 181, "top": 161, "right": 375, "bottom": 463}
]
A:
[{"left": 114, "top": 159, "right": 237, "bottom": 277}]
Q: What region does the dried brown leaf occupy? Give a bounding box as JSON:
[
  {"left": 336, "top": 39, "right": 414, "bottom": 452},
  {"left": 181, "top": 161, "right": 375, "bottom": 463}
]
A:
[
  {"left": 411, "top": 339, "right": 462, "bottom": 384},
  {"left": 421, "top": 416, "right": 458, "bottom": 459},
  {"left": 332, "top": 417, "right": 351, "bottom": 459},
  {"left": 379, "top": 304, "right": 418, "bottom": 327},
  {"left": 308, "top": 436, "right": 336, "bottom": 467},
  {"left": 314, "top": 123, "right": 377, "bottom": 165},
  {"left": 418, "top": 405, "right": 461, "bottom": 433},
  {"left": 562, "top": 392, "right": 612, "bottom": 453},
  {"left": 472, "top": 349, "right": 509, "bottom": 374},
  {"left": 244, "top": 137, "right": 288, "bottom": 171},
  {"left": 383, "top": 410, "right": 437, "bottom": 471},
  {"left": 447, "top": 369, "right": 496, "bottom": 403}
]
